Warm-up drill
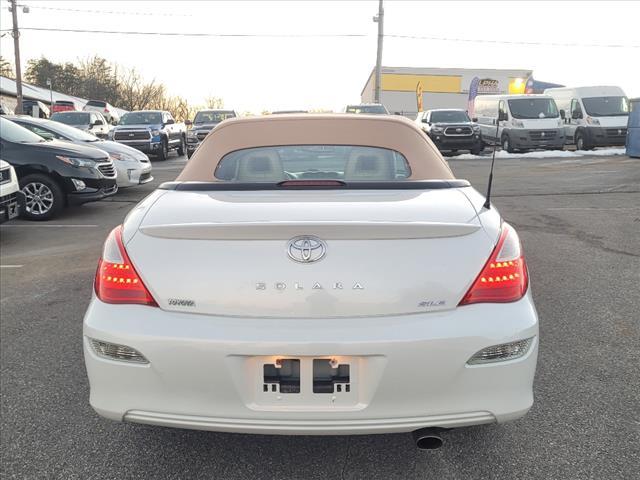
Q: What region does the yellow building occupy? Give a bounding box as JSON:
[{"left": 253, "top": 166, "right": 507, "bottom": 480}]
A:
[{"left": 361, "top": 66, "right": 533, "bottom": 118}]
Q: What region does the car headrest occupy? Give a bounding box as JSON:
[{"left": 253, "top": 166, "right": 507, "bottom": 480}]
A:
[
  {"left": 344, "top": 150, "right": 395, "bottom": 181},
  {"left": 235, "top": 151, "right": 285, "bottom": 182}
]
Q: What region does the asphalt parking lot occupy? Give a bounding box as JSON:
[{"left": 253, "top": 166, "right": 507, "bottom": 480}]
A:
[{"left": 1, "top": 152, "right": 639, "bottom": 480}]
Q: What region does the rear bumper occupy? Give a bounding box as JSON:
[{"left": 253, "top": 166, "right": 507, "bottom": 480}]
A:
[{"left": 83, "top": 291, "right": 539, "bottom": 435}]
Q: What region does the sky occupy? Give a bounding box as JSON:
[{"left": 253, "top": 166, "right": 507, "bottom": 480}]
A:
[{"left": 1, "top": 0, "right": 638, "bottom": 113}]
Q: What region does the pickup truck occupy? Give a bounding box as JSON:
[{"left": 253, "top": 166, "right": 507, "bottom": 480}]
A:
[
  {"left": 185, "top": 109, "right": 237, "bottom": 158},
  {"left": 110, "top": 110, "right": 186, "bottom": 160}
]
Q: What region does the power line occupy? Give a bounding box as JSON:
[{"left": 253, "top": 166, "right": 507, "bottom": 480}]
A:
[
  {"left": 4, "top": 27, "right": 370, "bottom": 38},
  {"left": 1, "top": 3, "right": 194, "bottom": 17},
  {"left": 386, "top": 34, "right": 640, "bottom": 49},
  {"left": 2, "top": 27, "right": 638, "bottom": 49}
]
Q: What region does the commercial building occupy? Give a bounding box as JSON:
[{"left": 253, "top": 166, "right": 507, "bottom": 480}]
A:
[
  {"left": 361, "top": 66, "right": 534, "bottom": 118},
  {"left": 0, "top": 75, "right": 126, "bottom": 116}
]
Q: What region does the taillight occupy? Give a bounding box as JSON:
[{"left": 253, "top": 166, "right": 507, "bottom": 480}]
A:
[
  {"left": 459, "top": 223, "right": 528, "bottom": 305},
  {"left": 94, "top": 225, "right": 157, "bottom": 306}
]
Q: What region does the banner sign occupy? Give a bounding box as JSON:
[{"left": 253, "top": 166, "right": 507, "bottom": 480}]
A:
[
  {"left": 416, "top": 81, "right": 424, "bottom": 112},
  {"left": 477, "top": 78, "right": 500, "bottom": 94},
  {"left": 467, "top": 76, "right": 480, "bottom": 118}
]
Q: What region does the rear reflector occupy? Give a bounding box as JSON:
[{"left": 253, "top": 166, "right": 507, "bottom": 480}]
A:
[
  {"left": 94, "top": 225, "right": 157, "bottom": 306},
  {"left": 89, "top": 338, "right": 148, "bottom": 363},
  {"left": 467, "top": 337, "right": 534, "bottom": 365},
  {"left": 459, "top": 223, "right": 528, "bottom": 305}
]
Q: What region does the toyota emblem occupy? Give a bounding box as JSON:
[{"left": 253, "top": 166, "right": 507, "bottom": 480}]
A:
[{"left": 287, "top": 236, "right": 327, "bottom": 264}]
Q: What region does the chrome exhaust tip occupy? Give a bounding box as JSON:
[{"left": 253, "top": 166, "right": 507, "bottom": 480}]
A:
[{"left": 412, "top": 428, "right": 444, "bottom": 450}]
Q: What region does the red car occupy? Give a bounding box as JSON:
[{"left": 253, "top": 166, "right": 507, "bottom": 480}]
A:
[{"left": 51, "top": 100, "right": 77, "bottom": 114}]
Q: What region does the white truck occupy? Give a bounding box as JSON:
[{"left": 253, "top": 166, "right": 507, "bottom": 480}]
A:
[
  {"left": 0, "top": 159, "right": 24, "bottom": 223},
  {"left": 474, "top": 94, "right": 565, "bottom": 153},
  {"left": 544, "top": 86, "right": 629, "bottom": 150}
]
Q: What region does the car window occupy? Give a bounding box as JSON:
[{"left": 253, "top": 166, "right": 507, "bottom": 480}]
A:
[
  {"left": 0, "top": 117, "right": 46, "bottom": 143},
  {"left": 571, "top": 99, "right": 582, "bottom": 118},
  {"left": 16, "top": 123, "right": 61, "bottom": 140},
  {"left": 214, "top": 145, "right": 411, "bottom": 183},
  {"left": 507, "top": 98, "right": 559, "bottom": 119},
  {"left": 430, "top": 111, "right": 471, "bottom": 123},
  {"left": 119, "top": 112, "right": 162, "bottom": 125},
  {"left": 194, "top": 111, "right": 236, "bottom": 123},
  {"left": 346, "top": 105, "right": 388, "bottom": 114},
  {"left": 35, "top": 119, "right": 98, "bottom": 141},
  {"left": 52, "top": 112, "right": 90, "bottom": 125}
]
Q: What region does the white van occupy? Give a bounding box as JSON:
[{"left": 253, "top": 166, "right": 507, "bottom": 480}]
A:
[
  {"left": 474, "top": 94, "right": 565, "bottom": 152},
  {"left": 544, "top": 86, "right": 629, "bottom": 150}
]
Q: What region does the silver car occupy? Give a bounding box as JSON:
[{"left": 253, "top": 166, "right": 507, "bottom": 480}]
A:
[
  {"left": 83, "top": 100, "right": 120, "bottom": 125},
  {"left": 10, "top": 116, "right": 152, "bottom": 188}
]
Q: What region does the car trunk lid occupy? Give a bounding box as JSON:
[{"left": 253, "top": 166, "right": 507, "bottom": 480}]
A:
[{"left": 126, "top": 188, "right": 495, "bottom": 318}]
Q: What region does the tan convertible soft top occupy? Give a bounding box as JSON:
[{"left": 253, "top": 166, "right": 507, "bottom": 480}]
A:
[{"left": 177, "top": 114, "right": 455, "bottom": 181}]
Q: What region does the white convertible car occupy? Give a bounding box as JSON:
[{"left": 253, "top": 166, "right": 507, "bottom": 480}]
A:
[{"left": 83, "top": 114, "right": 538, "bottom": 448}]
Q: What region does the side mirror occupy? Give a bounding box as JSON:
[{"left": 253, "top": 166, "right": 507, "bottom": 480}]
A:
[
  {"left": 93, "top": 119, "right": 104, "bottom": 126},
  {"left": 185, "top": 119, "right": 192, "bottom": 126},
  {"left": 471, "top": 117, "right": 478, "bottom": 123},
  {"left": 165, "top": 118, "right": 175, "bottom": 125},
  {"left": 422, "top": 118, "right": 429, "bottom": 124},
  {"left": 559, "top": 109, "right": 565, "bottom": 120},
  {"left": 498, "top": 111, "right": 508, "bottom": 121},
  {"left": 572, "top": 110, "right": 582, "bottom": 120}
]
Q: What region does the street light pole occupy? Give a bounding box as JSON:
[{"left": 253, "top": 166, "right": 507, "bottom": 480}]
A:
[
  {"left": 10, "top": 0, "right": 24, "bottom": 114},
  {"left": 373, "top": 0, "right": 384, "bottom": 104}
]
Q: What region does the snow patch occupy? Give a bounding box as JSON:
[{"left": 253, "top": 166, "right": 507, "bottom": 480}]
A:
[{"left": 453, "top": 148, "right": 626, "bottom": 160}]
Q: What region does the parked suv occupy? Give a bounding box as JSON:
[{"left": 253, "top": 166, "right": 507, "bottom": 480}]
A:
[
  {"left": 415, "top": 109, "right": 483, "bottom": 155},
  {"left": 0, "top": 117, "right": 117, "bottom": 220},
  {"left": 51, "top": 111, "right": 110, "bottom": 138},
  {"left": 186, "top": 109, "right": 237, "bottom": 158},
  {"left": 21, "top": 100, "right": 50, "bottom": 118},
  {"left": 344, "top": 103, "right": 389, "bottom": 115},
  {"left": 0, "top": 159, "right": 24, "bottom": 223},
  {"left": 111, "top": 110, "right": 186, "bottom": 160},
  {"left": 84, "top": 100, "right": 120, "bottom": 125},
  {"left": 52, "top": 100, "right": 77, "bottom": 114}
]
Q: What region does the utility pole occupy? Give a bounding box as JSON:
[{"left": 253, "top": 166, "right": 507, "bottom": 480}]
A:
[
  {"left": 46, "top": 78, "right": 52, "bottom": 107},
  {"left": 9, "top": 0, "right": 24, "bottom": 114},
  {"left": 373, "top": 0, "right": 384, "bottom": 103}
]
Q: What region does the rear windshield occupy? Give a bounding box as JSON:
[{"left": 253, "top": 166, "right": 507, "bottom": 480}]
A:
[
  {"left": 214, "top": 145, "right": 411, "bottom": 182},
  {"left": 51, "top": 112, "right": 90, "bottom": 125},
  {"left": 55, "top": 101, "right": 74, "bottom": 106},
  {"left": 508, "top": 98, "right": 559, "bottom": 119},
  {"left": 86, "top": 100, "right": 106, "bottom": 107},
  {"left": 194, "top": 111, "right": 236, "bottom": 124}
]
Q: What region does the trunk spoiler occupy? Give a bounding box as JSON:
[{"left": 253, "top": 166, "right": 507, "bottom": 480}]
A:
[
  {"left": 158, "top": 180, "right": 471, "bottom": 191},
  {"left": 139, "top": 221, "right": 480, "bottom": 240}
]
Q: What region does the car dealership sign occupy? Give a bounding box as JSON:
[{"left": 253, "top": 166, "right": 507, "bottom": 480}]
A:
[{"left": 478, "top": 78, "right": 500, "bottom": 94}]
